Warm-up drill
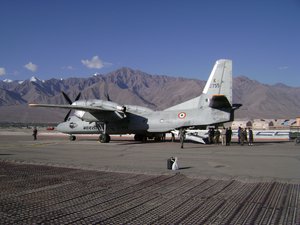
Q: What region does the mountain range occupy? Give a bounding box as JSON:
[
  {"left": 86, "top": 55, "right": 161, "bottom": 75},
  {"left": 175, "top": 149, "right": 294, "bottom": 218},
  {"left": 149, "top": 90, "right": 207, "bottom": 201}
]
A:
[{"left": 1, "top": 67, "right": 300, "bottom": 123}]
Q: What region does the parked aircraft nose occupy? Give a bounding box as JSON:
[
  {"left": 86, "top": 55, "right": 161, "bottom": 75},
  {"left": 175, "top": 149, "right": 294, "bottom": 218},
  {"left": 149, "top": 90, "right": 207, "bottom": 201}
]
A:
[{"left": 56, "top": 122, "right": 67, "bottom": 133}]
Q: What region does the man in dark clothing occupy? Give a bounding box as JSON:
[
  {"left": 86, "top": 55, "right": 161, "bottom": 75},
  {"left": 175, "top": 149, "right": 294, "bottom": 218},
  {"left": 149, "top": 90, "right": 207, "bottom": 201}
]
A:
[
  {"left": 225, "top": 127, "right": 232, "bottom": 146},
  {"left": 240, "top": 128, "right": 245, "bottom": 146},
  {"left": 208, "top": 128, "right": 215, "bottom": 144},
  {"left": 32, "top": 127, "right": 38, "bottom": 140},
  {"left": 237, "top": 127, "right": 242, "bottom": 144},
  {"left": 248, "top": 128, "right": 254, "bottom": 146},
  {"left": 215, "top": 129, "right": 220, "bottom": 144},
  {"left": 244, "top": 128, "right": 248, "bottom": 143}
]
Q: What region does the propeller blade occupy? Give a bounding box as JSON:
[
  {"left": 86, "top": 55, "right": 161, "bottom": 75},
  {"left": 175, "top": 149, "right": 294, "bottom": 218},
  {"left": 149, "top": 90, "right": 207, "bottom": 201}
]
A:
[
  {"left": 74, "top": 92, "right": 81, "bottom": 101},
  {"left": 62, "top": 92, "right": 81, "bottom": 122},
  {"left": 105, "top": 93, "right": 111, "bottom": 101},
  {"left": 62, "top": 91, "right": 72, "bottom": 105},
  {"left": 64, "top": 110, "right": 71, "bottom": 122}
]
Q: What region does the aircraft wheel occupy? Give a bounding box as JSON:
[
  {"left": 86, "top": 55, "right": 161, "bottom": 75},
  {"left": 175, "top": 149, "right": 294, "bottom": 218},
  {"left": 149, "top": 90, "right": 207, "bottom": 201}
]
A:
[
  {"left": 134, "top": 134, "right": 142, "bottom": 141},
  {"left": 134, "top": 134, "right": 147, "bottom": 142},
  {"left": 106, "top": 134, "right": 111, "bottom": 143},
  {"left": 69, "top": 135, "right": 76, "bottom": 141},
  {"left": 142, "top": 136, "right": 147, "bottom": 142},
  {"left": 154, "top": 137, "right": 161, "bottom": 142},
  {"left": 99, "top": 134, "right": 110, "bottom": 143}
]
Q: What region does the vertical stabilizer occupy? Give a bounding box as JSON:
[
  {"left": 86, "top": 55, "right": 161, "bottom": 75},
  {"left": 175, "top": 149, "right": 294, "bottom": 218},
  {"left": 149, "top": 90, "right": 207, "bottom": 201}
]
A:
[
  {"left": 202, "top": 59, "right": 232, "bottom": 105},
  {"left": 164, "top": 59, "right": 233, "bottom": 111}
]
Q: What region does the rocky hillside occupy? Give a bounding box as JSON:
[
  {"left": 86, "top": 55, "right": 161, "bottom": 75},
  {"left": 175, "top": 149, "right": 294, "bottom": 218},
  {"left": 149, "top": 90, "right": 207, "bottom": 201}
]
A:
[{"left": 0, "top": 68, "right": 300, "bottom": 123}]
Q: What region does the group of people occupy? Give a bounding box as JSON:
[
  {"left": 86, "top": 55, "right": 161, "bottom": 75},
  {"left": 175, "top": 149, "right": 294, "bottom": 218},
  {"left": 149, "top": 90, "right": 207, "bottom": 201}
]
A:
[
  {"left": 237, "top": 127, "right": 254, "bottom": 146},
  {"left": 208, "top": 127, "right": 254, "bottom": 146},
  {"left": 208, "top": 127, "right": 232, "bottom": 146}
]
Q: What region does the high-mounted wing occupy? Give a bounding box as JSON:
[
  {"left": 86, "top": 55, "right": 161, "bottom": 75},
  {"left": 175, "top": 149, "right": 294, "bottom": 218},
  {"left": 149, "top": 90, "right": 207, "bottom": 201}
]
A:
[
  {"left": 29, "top": 103, "right": 116, "bottom": 112},
  {"left": 29, "top": 101, "right": 127, "bottom": 122}
]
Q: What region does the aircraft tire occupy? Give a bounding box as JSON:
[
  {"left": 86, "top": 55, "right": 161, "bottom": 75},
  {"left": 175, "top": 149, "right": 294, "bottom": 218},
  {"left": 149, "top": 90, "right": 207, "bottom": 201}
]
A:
[
  {"left": 154, "top": 137, "right": 161, "bottom": 142},
  {"left": 134, "top": 134, "right": 142, "bottom": 141},
  {"left": 69, "top": 135, "right": 76, "bottom": 141},
  {"left": 142, "top": 136, "right": 147, "bottom": 142},
  {"left": 99, "top": 134, "right": 110, "bottom": 143},
  {"left": 134, "top": 134, "right": 147, "bottom": 142},
  {"left": 106, "top": 134, "right": 111, "bottom": 143}
]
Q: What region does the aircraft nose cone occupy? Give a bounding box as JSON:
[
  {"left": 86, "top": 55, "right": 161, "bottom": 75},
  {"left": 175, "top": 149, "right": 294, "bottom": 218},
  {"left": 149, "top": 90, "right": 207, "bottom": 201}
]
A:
[{"left": 56, "top": 122, "right": 66, "bottom": 133}]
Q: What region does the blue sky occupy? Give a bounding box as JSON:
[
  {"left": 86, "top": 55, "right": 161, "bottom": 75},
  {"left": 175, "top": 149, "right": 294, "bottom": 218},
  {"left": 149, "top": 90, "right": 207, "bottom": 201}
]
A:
[{"left": 0, "top": 0, "right": 299, "bottom": 86}]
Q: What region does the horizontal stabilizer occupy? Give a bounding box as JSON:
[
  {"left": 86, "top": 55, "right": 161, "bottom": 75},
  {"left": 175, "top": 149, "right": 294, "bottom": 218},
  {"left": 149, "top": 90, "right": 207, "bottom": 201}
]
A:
[{"left": 209, "top": 95, "right": 231, "bottom": 109}]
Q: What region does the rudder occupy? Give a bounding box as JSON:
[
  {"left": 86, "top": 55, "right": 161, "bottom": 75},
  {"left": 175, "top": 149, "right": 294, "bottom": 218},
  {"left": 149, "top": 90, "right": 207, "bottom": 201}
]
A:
[{"left": 202, "top": 59, "right": 232, "bottom": 105}]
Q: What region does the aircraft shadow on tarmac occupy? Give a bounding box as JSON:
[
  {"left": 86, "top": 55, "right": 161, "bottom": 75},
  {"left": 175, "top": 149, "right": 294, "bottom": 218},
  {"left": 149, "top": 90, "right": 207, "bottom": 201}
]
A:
[
  {"left": 178, "top": 166, "right": 192, "bottom": 170},
  {"left": 58, "top": 137, "right": 292, "bottom": 147},
  {"left": 116, "top": 140, "right": 178, "bottom": 146}
]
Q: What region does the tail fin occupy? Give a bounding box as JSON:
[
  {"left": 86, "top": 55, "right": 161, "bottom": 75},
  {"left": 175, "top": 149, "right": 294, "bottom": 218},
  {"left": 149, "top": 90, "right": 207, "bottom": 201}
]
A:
[
  {"left": 202, "top": 59, "right": 232, "bottom": 105},
  {"left": 164, "top": 59, "right": 232, "bottom": 111}
]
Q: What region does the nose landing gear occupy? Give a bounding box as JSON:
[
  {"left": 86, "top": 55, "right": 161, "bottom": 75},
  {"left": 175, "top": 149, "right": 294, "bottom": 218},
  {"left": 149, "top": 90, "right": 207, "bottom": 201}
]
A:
[
  {"left": 69, "top": 135, "right": 76, "bottom": 141},
  {"left": 99, "top": 133, "right": 111, "bottom": 143}
]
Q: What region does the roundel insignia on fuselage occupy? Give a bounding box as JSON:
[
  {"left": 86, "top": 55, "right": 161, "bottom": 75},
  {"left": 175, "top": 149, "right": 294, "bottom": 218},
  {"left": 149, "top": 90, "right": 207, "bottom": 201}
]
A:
[
  {"left": 69, "top": 122, "right": 78, "bottom": 129},
  {"left": 178, "top": 112, "right": 186, "bottom": 119}
]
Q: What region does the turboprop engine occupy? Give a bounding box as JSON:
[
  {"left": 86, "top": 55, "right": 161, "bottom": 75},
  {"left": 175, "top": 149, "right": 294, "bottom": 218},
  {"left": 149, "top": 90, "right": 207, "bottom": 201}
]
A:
[{"left": 72, "top": 99, "right": 127, "bottom": 122}]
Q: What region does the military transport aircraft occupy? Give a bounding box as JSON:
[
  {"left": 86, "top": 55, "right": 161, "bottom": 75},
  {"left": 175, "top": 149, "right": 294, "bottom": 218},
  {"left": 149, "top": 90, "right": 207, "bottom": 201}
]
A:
[{"left": 29, "top": 59, "right": 241, "bottom": 143}]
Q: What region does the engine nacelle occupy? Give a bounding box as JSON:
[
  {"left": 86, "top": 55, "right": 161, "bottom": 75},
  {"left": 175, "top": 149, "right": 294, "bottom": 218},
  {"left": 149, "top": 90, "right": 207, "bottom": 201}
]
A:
[{"left": 72, "top": 99, "right": 126, "bottom": 122}]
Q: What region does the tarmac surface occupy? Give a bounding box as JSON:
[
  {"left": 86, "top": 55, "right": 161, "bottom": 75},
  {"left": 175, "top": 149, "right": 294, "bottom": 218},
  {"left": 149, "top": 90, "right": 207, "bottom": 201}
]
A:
[{"left": 0, "top": 129, "right": 300, "bottom": 224}]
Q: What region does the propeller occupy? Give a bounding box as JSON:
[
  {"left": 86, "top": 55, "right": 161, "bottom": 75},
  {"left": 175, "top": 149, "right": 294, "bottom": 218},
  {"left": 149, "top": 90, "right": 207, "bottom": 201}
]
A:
[
  {"left": 62, "top": 92, "right": 81, "bottom": 122},
  {"left": 104, "top": 93, "right": 111, "bottom": 102}
]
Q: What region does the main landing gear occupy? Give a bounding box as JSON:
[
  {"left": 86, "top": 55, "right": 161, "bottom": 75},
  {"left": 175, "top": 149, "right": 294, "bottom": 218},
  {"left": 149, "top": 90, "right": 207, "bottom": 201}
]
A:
[
  {"left": 97, "top": 122, "right": 111, "bottom": 143},
  {"left": 68, "top": 134, "right": 110, "bottom": 143},
  {"left": 134, "top": 134, "right": 147, "bottom": 142}
]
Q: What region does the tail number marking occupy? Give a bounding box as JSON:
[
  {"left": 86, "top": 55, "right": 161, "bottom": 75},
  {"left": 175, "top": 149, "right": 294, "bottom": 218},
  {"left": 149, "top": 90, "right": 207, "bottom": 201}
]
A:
[{"left": 210, "top": 83, "right": 220, "bottom": 88}]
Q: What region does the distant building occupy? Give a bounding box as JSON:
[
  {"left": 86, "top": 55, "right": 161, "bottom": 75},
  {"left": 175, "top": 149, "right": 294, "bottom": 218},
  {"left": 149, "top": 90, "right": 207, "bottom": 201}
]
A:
[
  {"left": 252, "top": 119, "right": 270, "bottom": 130},
  {"left": 293, "top": 117, "right": 300, "bottom": 127},
  {"left": 228, "top": 118, "right": 297, "bottom": 130},
  {"left": 272, "top": 119, "right": 296, "bottom": 129},
  {"left": 231, "top": 120, "right": 252, "bottom": 129}
]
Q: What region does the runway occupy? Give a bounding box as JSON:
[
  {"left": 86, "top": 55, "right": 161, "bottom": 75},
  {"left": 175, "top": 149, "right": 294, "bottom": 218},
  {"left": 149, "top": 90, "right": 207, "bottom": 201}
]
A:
[{"left": 0, "top": 130, "right": 300, "bottom": 224}]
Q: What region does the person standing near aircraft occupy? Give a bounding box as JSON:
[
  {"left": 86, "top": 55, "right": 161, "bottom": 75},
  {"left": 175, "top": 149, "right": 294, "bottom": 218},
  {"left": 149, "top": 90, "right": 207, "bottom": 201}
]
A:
[
  {"left": 226, "top": 127, "right": 232, "bottom": 146},
  {"left": 237, "top": 127, "right": 242, "bottom": 144},
  {"left": 244, "top": 128, "right": 248, "bottom": 144},
  {"left": 240, "top": 128, "right": 245, "bottom": 146},
  {"left": 248, "top": 128, "right": 254, "bottom": 146},
  {"left": 208, "top": 128, "right": 215, "bottom": 144},
  {"left": 32, "top": 127, "right": 38, "bottom": 140},
  {"left": 215, "top": 128, "right": 220, "bottom": 144},
  {"left": 221, "top": 127, "right": 226, "bottom": 145},
  {"left": 179, "top": 129, "right": 186, "bottom": 149}
]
